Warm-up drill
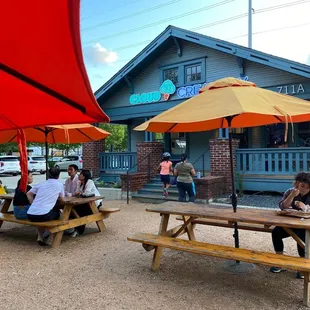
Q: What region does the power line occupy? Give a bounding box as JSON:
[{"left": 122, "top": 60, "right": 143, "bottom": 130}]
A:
[
  {"left": 83, "top": 0, "right": 234, "bottom": 45},
  {"left": 85, "top": 21, "right": 310, "bottom": 69},
  {"left": 85, "top": 0, "right": 309, "bottom": 54},
  {"left": 227, "top": 21, "right": 310, "bottom": 40},
  {"left": 81, "top": 0, "right": 144, "bottom": 21},
  {"left": 191, "top": 0, "right": 309, "bottom": 32},
  {"left": 82, "top": 0, "right": 182, "bottom": 32}
]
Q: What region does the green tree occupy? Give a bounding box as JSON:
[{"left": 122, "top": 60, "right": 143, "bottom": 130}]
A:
[
  {"left": 0, "top": 143, "right": 19, "bottom": 155},
  {"left": 99, "top": 123, "right": 127, "bottom": 152},
  {"left": 49, "top": 143, "right": 81, "bottom": 156}
]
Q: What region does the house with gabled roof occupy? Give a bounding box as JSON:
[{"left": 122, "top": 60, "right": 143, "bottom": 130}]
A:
[{"left": 90, "top": 25, "right": 310, "bottom": 196}]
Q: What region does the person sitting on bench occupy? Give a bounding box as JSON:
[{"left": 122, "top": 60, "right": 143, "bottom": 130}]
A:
[
  {"left": 26, "top": 167, "right": 65, "bottom": 246},
  {"left": 74, "top": 169, "right": 101, "bottom": 235},
  {"left": 13, "top": 171, "right": 33, "bottom": 220},
  {"left": 270, "top": 172, "right": 310, "bottom": 278}
]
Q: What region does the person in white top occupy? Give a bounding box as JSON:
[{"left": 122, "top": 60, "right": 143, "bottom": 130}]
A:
[
  {"left": 27, "top": 167, "right": 64, "bottom": 246},
  {"left": 64, "top": 164, "right": 80, "bottom": 196},
  {"left": 74, "top": 169, "right": 102, "bottom": 235}
]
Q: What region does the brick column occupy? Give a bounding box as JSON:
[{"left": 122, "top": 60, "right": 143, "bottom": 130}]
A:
[
  {"left": 136, "top": 142, "right": 164, "bottom": 177},
  {"left": 209, "top": 138, "right": 239, "bottom": 193},
  {"left": 82, "top": 140, "right": 105, "bottom": 177}
]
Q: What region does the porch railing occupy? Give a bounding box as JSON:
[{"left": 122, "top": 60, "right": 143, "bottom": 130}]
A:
[
  {"left": 99, "top": 152, "right": 137, "bottom": 172},
  {"left": 236, "top": 147, "right": 310, "bottom": 175}
]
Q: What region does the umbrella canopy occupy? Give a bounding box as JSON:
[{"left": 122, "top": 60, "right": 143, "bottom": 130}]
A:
[
  {"left": 134, "top": 77, "right": 310, "bottom": 252},
  {"left": 0, "top": 1, "right": 110, "bottom": 190},
  {"left": 0, "top": 124, "right": 110, "bottom": 178},
  {"left": 0, "top": 0, "right": 109, "bottom": 130},
  {"left": 0, "top": 124, "right": 110, "bottom": 144},
  {"left": 135, "top": 77, "right": 310, "bottom": 133}
]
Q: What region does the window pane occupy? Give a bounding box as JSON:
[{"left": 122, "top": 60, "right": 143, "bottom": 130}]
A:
[
  {"left": 164, "top": 68, "right": 178, "bottom": 84},
  {"left": 185, "top": 64, "right": 202, "bottom": 83}
]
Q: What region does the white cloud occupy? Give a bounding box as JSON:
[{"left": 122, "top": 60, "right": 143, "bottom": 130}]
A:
[{"left": 84, "top": 43, "right": 118, "bottom": 65}]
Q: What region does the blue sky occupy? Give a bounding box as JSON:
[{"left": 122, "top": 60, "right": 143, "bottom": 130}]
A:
[{"left": 80, "top": 0, "right": 310, "bottom": 91}]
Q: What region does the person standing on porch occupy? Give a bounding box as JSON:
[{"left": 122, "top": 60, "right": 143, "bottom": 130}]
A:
[
  {"left": 270, "top": 172, "right": 310, "bottom": 279},
  {"left": 174, "top": 154, "right": 196, "bottom": 202},
  {"left": 157, "top": 152, "right": 173, "bottom": 198}
]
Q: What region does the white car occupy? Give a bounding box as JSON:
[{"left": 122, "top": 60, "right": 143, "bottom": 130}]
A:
[
  {"left": 54, "top": 155, "right": 83, "bottom": 171},
  {"left": 0, "top": 156, "right": 20, "bottom": 176},
  {"left": 28, "top": 156, "right": 46, "bottom": 174}
]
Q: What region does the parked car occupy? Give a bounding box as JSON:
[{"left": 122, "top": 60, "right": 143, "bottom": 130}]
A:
[
  {"left": 49, "top": 156, "right": 63, "bottom": 162},
  {"left": 0, "top": 156, "right": 20, "bottom": 176},
  {"left": 54, "top": 155, "right": 83, "bottom": 171},
  {"left": 28, "top": 156, "right": 46, "bottom": 174}
]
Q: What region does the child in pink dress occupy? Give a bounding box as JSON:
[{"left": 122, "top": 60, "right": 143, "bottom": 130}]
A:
[{"left": 157, "top": 152, "right": 173, "bottom": 198}]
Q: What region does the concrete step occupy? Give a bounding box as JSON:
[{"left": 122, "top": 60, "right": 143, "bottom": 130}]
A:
[
  {"left": 138, "top": 188, "right": 179, "bottom": 197},
  {"left": 144, "top": 183, "right": 178, "bottom": 190},
  {"left": 131, "top": 193, "right": 179, "bottom": 204}
]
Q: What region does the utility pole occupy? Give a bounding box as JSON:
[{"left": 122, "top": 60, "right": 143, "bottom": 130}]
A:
[{"left": 248, "top": 0, "right": 252, "bottom": 48}]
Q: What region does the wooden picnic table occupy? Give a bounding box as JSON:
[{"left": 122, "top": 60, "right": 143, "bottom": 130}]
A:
[
  {"left": 0, "top": 193, "right": 119, "bottom": 247},
  {"left": 128, "top": 202, "right": 310, "bottom": 307}
]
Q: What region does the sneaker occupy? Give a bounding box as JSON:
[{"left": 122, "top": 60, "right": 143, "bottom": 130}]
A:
[
  {"left": 270, "top": 266, "right": 287, "bottom": 273},
  {"left": 69, "top": 229, "right": 79, "bottom": 238},
  {"left": 164, "top": 188, "right": 168, "bottom": 197},
  {"left": 296, "top": 271, "right": 304, "bottom": 279},
  {"left": 37, "top": 232, "right": 47, "bottom": 246},
  {"left": 45, "top": 234, "right": 54, "bottom": 246}
]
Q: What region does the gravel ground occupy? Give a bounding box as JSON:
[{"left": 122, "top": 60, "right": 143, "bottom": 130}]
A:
[
  {"left": 0, "top": 200, "right": 308, "bottom": 310},
  {"left": 213, "top": 193, "right": 283, "bottom": 209}
]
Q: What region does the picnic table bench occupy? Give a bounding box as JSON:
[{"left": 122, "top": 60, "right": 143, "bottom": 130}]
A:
[
  {"left": 0, "top": 194, "right": 120, "bottom": 247},
  {"left": 128, "top": 202, "right": 310, "bottom": 307}
]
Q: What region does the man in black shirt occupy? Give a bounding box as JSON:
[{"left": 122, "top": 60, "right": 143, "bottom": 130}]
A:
[{"left": 270, "top": 172, "right": 310, "bottom": 278}]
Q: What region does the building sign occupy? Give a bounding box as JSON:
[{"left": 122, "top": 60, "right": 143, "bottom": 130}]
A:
[
  {"left": 176, "top": 76, "right": 249, "bottom": 99},
  {"left": 129, "top": 77, "right": 307, "bottom": 104},
  {"left": 129, "top": 79, "right": 176, "bottom": 105},
  {"left": 277, "top": 84, "right": 305, "bottom": 95}
]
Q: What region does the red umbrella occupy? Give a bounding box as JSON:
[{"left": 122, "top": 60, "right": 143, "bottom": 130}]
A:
[{"left": 0, "top": 1, "right": 109, "bottom": 190}]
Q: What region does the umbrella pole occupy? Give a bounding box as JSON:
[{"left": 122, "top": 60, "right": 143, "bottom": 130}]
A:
[
  {"left": 45, "top": 130, "right": 49, "bottom": 180},
  {"left": 228, "top": 126, "right": 239, "bottom": 250},
  {"left": 223, "top": 121, "right": 255, "bottom": 273}
]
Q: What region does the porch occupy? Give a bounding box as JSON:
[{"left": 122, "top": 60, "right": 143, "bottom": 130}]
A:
[
  {"left": 236, "top": 147, "right": 310, "bottom": 193},
  {"left": 98, "top": 147, "right": 310, "bottom": 194}
]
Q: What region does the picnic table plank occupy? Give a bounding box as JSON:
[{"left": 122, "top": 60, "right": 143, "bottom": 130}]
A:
[
  {"left": 146, "top": 203, "right": 310, "bottom": 229},
  {"left": 129, "top": 232, "right": 310, "bottom": 272}
]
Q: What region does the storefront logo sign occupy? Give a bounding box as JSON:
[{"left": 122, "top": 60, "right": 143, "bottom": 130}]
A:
[
  {"left": 129, "top": 80, "right": 176, "bottom": 105},
  {"left": 176, "top": 76, "right": 249, "bottom": 99}
]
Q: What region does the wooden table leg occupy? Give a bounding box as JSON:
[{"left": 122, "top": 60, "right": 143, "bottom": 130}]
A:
[
  {"left": 303, "top": 230, "right": 310, "bottom": 306},
  {"left": 0, "top": 199, "right": 12, "bottom": 229},
  {"left": 52, "top": 205, "right": 72, "bottom": 248},
  {"left": 183, "top": 216, "right": 196, "bottom": 241},
  {"left": 88, "top": 201, "right": 105, "bottom": 232},
  {"left": 152, "top": 214, "right": 170, "bottom": 271}
]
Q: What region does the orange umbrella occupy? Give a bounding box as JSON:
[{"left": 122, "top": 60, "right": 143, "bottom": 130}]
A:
[
  {"left": 0, "top": 124, "right": 110, "bottom": 177},
  {"left": 135, "top": 77, "right": 310, "bottom": 250},
  {"left": 0, "top": 124, "right": 110, "bottom": 144},
  {"left": 135, "top": 77, "right": 310, "bottom": 133}
]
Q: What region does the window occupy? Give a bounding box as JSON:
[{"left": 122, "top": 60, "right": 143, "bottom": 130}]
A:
[
  {"left": 186, "top": 64, "right": 201, "bottom": 83},
  {"left": 171, "top": 132, "right": 186, "bottom": 155},
  {"left": 297, "top": 122, "right": 310, "bottom": 147},
  {"left": 163, "top": 68, "right": 178, "bottom": 84},
  {"left": 160, "top": 58, "right": 206, "bottom": 86},
  {"left": 266, "top": 124, "right": 286, "bottom": 148}
]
